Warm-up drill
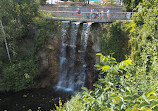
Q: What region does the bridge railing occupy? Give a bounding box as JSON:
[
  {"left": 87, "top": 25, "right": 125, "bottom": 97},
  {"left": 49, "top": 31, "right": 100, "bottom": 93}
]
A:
[{"left": 42, "top": 10, "right": 135, "bottom": 22}]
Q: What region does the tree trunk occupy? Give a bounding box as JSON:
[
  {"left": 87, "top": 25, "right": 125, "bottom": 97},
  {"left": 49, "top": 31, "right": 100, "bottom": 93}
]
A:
[{"left": 0, "top": 20, "right": 11, "bottom": 63}]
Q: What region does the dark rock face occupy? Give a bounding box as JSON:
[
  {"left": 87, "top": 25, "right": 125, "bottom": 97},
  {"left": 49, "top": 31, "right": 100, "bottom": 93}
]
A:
[
  {"left": 34, "top": 37, "right": 60, "bottom": 88},
  {"left": 35, "top": 22, "right": 100, "bottom": 91}
]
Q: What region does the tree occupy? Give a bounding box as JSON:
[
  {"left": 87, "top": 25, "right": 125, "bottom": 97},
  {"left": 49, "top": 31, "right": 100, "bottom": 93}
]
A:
[
  {"left": 0, "top": 20, "right": 11, "bottom": 63},
  {"left": 129, "top": 0, "right": 158, "bottom": 84},
  {"left": 0, "top": 0, "right": 40, "bottom": 91},
  {"left": 123, "top": 0, "right": 142, "bottom": 11},
  {"left": 40, "top": 0, "right": 47, "bottom": 5},
  {"left": 0, "top": 0, "right": 40, "bottom": 55}
]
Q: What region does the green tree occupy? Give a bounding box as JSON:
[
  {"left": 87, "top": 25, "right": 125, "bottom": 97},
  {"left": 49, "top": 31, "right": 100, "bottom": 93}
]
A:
[
  {"left": 40, "top": 0, "right": 47, "bottom": 5},
  {"left": 56, "top": 55, "right": 158, "bottom": 110},
  {"left": 123, "top": 0, "right": 142, "bottom": 11},
  {"left": 129, "top": 0, "right": 158, "bottom": 88},
  {"left": 0, "top": 0, "right": 40, "bottom": 91},
  {"left": 100, "top": 21, "right": 130, "bottom": 62}
]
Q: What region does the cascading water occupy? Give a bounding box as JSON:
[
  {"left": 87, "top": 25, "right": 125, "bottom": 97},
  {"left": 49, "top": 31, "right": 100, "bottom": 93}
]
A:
[
  {"left": 74, "top": 23, "right": 92, "bottom": 91},
  {"left": 56, "top": 21, "right": 70, "bottom": 91},
  {"left": 81, "top": 23, "right": 92, "bottom": 50},
  {"left": 67, "top": 22, "right": 80, "bottom": 91},
  {"left": 56, "top": 22, "right": 80, "bottom": 92},
  {"left": 56, "top": 22, "right": 92, "bottom": 92}
]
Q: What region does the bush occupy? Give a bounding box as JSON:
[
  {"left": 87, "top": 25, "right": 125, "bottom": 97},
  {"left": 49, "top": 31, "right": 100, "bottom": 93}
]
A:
[
  {"left": 57, "top": 54, "right": 158, "bottom": 110},
  {"left": 0, "top": 0, "right": 61, "bottom": 91},
  {"left": 100, "top": 21, "right": 130, "bottom": 62},
  {"left": 1, "top": 58, "right": 37, "bottom": 91},
  {"left": 129, "top": 0, "right": 158, "bottom": 88}
]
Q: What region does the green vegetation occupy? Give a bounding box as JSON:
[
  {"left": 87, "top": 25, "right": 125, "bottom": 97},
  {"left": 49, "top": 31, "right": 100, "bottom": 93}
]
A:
[
  {"left": 40, "top": 0, "right": 47, "bottom": 5},
  {"left": 129, "top": 0, "right": 158, "bottom": 92},
  {"left": 56, "top": 0, "right": 158, "bottom": 110},
  {"left": 0, "top": 0, "right": 61, "bottom": 91},
  {"left": 0, "top": 0, "right": 158, "bottom": 110},
  {"left": 123, "top": 0, "right": 142, "bottom": 11},
  {"left": 100, "top": 21, "right": 130, "bottom": 62},
  {"left": 0, "top": 0, "right": 40, "bottom": 91},
  {"left": 57, "top": 54, "right": 158, "bottom": 110}
]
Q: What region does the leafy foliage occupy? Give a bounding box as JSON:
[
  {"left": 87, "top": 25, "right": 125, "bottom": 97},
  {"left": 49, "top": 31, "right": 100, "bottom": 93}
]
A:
[
  {"left": 81, "top": 54, "right": 158, "bottom": 111},
  {"left": 0, "top": 0, "right": 41, "bottom": 91},
  {"left": 0, "top": 0, "right": 61, "bottom": 91},
  {"left": 129, "top": 0, "right": 158, "bottom": 90},
  {"left": 0, "top": 59, "right": 37, "bottom": 91},
  {"left": 123, "top": 0, "right": 142, "bottom": 11},
  {"left": 57, "top": 55, "right": 158, "bottom": 111},
  {"left": 100, "top": 21, "right": 130, "bottom": 62}
]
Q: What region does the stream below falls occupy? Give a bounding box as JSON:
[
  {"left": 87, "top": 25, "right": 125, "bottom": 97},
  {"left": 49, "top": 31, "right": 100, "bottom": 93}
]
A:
[{"left": 0, "top": 88, "right": 71, "bottom": 111}]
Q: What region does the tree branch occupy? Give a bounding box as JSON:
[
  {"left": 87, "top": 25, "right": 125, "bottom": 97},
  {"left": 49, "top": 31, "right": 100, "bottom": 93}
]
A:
[{"left": 0, "top": 19, "right": 11, "bottom": 63}]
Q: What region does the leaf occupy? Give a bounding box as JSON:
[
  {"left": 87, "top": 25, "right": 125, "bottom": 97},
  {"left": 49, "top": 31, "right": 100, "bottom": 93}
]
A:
[
  {"left": 82, "top": 87, "right": 88, "bottom": 91},
  {"left": 24, "top": 73, "right": 30, "bottom": 79},
  {"left": 146, "top": 91, "right": 155, "bottom": 98},
  {"left": 96, "top": 53, "right": 103, "bottom": 56},
  {"left": 111, "top": 57, "right": 116, "bottom": 61},
  {"left": 148, "top": 95, "right": 158, "bottom": 101},
  {"left": 108, "top": 82, "right": 114, "bottom": 86},
  {"left": 104, "top": 86, "right": 110, "bottom": 91},
  {"left": 120, "top": 63, "right": 123, "bottom": 69},
  {"left": 101, "top": 65, "right": 110, "bottom": 71},
  {"left": 150, "top": 101, "right": 158, "bottom": 109},
  {"left": 114, "top": 64, "right": 119, "bottom": 69},
  {"left": 94, "top": 64, "right": 101, "bottom": 68},
  {"left": 111, "top": 96, "right": 122, "bottom": 101},
  {"left": 123, "top": 60, "right": 132, "bottom": 65},
  {"left": 142, "top": 94, "right": 150, "bottom": 104},
  {"left": 23, "top": 94, "right": 27, "bottom": 98},
  {"left": 146, "top": 109, "right": 152, "bottom": 111},
  {"left": 126, "top": 87, "right": 131, "bottom": 93},
  {"left": 121, "top": 102, "right": 124, "bottom": 110}
]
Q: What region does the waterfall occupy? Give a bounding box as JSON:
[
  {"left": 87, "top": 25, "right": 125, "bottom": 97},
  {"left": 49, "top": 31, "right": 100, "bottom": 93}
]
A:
[
  {"left": 67, "top": 22, "right": 80, "bottom": 91},
  {"left": 56, "top": 21, "right": 80, "bottom": 92},
  {"left": 81, "top": 23, "right": 92, "bottom": 51},
  {"left": 74, "top": 22, "right": 92, "bottom": 91},
  {"left": 56, "top": 22, "right": 92, "bottom": 92},
  {"left": 56, "top": 21, "right": 70, "bottom": 91}
]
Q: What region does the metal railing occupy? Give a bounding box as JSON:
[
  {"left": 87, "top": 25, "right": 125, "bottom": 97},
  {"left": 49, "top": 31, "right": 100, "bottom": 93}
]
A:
[{"left": 42, "top": 10, "right": 135, "bottom": 22}]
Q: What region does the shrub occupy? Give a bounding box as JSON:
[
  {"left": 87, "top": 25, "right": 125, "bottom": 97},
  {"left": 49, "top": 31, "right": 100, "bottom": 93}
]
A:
[
  {"left": 100, "top": 21, "right": 130, "bottom": 62},
  {"left": 1, "top": 58, "right": 37, "bottom": 91},
  {"left": 57, "top": 54, "right": 158, "bottom": 110},
  {"left": 80, "top": 54, "right": 158, "bottom": 110}
]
